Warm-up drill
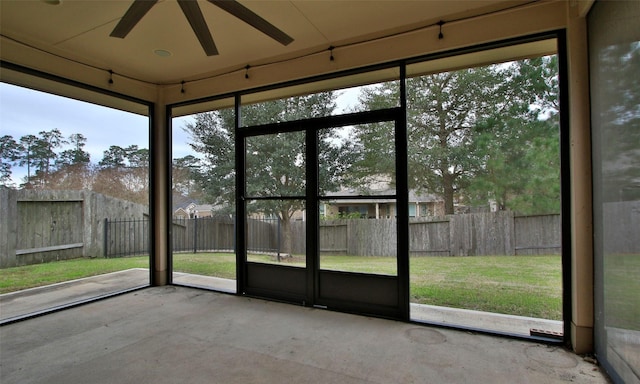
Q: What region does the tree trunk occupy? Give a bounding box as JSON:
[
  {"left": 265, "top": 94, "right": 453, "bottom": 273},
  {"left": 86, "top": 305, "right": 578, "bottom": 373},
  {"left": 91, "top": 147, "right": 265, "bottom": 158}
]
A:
[
  {"left": 443, "top": 173, "right": 455, "bottom": 215},
  {"left": 279, "top": 211, "right": 293, "bottom": 259}
]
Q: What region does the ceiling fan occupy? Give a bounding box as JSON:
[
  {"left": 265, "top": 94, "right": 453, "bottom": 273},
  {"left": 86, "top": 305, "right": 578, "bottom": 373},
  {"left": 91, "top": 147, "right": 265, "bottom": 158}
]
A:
[{"left": 110, "top": 0, "right": 294, "bottom": 56}]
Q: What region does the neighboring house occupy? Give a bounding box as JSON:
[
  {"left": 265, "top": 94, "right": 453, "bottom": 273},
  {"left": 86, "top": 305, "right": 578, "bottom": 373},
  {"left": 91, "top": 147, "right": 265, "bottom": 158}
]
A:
[
  {"left": 174, "top": 202, "right": 216, "bottom": 218},
  {"left": 190, "top": 204, "right": 215, "bottom": 218},
  {"left": 172, "top": 194, "right": 217, "bottom": 219},
  {"left": 322, "top": 187, "right": 444, "bottom": 219},
  {"left": 173, "top": 205, "right": 192, "bottom": 219},
  {"left": 172, "top": 194, "right": 197, "bottom": 219}
]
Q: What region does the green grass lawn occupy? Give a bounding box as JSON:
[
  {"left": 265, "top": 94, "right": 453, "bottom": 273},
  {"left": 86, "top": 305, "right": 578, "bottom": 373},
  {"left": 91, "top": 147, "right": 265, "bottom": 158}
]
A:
[
  {"left": 0, "top": 257, "right": 149, "bottom": 294},
  {"left": 1, "top": 253, "right": 563, "bottom": 320}
]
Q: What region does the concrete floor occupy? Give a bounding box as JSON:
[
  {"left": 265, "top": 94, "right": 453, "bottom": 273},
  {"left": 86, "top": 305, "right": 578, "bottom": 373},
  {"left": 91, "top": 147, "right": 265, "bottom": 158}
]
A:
[{"left": 1, "top": 285, "right": 609, "bottom": 384}]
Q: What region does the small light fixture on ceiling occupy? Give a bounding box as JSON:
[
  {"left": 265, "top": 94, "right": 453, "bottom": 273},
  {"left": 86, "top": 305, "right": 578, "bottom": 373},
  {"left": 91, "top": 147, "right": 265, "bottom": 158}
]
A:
[
  {"left": 154, "top": 49, "right": 172, "bottom": 57},
  {"left": 437, "top": 20, "right": 445, "bottom": 40},
  {"left": 42, "top": 0, "right": 62, "bottom": 5}
]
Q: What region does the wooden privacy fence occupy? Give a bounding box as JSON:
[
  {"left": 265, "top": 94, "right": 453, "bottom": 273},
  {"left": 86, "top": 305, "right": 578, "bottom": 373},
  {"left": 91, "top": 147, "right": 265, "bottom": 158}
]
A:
[
  {"left": 291, "top": 212, "right": 561, "bottom": 257},
  {"left": 104, "top": 212, "right": 561, "bottom": 258},
  {"left": 1, "top": 187, "right": 564, "bottom": 266},
  {"left": 0, "top": 188, "right": 148, "bottom": 268}
]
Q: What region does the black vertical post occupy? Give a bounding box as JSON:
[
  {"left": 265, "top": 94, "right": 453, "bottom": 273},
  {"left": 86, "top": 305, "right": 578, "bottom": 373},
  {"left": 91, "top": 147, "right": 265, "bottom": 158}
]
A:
[
  {"left": 557, "top": 30, "right": 572, "bottom": 345},
  {"left": 134, "top": 218, "right": 137, "bottom": 255},
  {"left": 118, "top": 219, "right": 122, "bottom": 256},
  {"left": 276, "top": 216, "right": 281, "bottom": 262},
  {"left": 193, "top": 217, "right": 198, "bottom": 254},
  {"left": 233, "top": 215, "right": 237, "bottom": 253},
  {"left": 235, "top": 93, "right": 245, "bottom": 294},
  {"left": 397, "top": 63, "right": 410, "bottom": 321},
  {"left": 126, "top": 219, "right": 129, "bottom": 256},
  {"left": 145, "top": 217, "right": 149, "bottom": 256},
  {"left": 307, "top": 126, "right": 318, "bottom": 307},
  {"left": 104, "top": 218, "right": 109, "bottom": 258}
]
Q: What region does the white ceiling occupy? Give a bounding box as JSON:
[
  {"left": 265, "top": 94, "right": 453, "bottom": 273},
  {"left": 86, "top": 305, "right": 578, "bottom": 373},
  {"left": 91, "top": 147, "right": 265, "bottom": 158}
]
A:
[{"left": 0, "top": 0, "right": 530, "bottom": 85}]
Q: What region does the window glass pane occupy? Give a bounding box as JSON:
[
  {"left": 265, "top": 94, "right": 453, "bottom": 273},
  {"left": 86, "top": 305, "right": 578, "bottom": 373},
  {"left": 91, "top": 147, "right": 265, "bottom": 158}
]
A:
[
  {"left": 317, "top": 116, "right": 398, "bottom": 275},
  {"left": 0, "top": 82, "right": 149, "bottom": 320},
  {"left": 241, "top": 92, "right": 338, "bottom": 126},
  {"left": 319, "top": 200, "right": 397, "bottom": 276},
  {"left": 246, "top": 199, "right": 306, "bottom": 268},
  {"left": 245, "top": 131, "right": 306, "bottom": 197},
  {"left": 171, "top": 101, "right": 237, "bottom": 292},
  {"left": 405, "top": 50, "right": 563, "bottom": 337},
  {"left": 240, "top": 68, "right": 400, "bottom": 125},
  {"left": 589, "top": 1, "right": 640, "bottom": 381},
  {"left": 319, "top": 122, "right": 396, "bottom": 197}
]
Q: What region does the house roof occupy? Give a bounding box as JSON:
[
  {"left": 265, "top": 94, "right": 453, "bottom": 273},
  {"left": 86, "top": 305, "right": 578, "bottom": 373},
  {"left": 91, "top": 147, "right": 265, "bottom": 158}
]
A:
[
  {"left": 172, "top": 193, "right": 197, "bottom": 212},
  {"left": 324, "top": 188, "right": 442, "bottom": 205},
  {"left": 192, "top": 204, "right": 214, "bottom": 212}
]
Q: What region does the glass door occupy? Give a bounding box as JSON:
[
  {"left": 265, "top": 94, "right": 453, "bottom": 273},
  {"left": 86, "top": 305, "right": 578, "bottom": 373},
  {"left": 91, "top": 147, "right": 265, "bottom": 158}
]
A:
[
  {"left": 239, "top": 129, "right": 309, "bottom": 303},
  {"left": 315, "top": 115, "right": 405, "bottom": 319},
  {"left": 238, "top": 108, "right": 407, "bottom": 319}
]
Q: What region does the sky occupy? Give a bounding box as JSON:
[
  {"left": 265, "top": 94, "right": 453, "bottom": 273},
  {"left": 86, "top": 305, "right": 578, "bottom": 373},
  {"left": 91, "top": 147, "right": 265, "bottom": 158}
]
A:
[
  {"left": 0, "top": 82, "right": 166, "bottom": 182},
  {"left": 0, "top": 82, "right": 360, "bottom": 185}
]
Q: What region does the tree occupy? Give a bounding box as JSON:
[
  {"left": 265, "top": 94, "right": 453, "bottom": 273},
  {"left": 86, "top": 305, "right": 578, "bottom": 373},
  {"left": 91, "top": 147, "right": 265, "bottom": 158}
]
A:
[
  {"left": 16, "top": 129, "right": 66, "bottom": 187},
  {"left": 38, "top": 129, "right": 66, "bottom": 177},
  {"left": 56, "top": 133, "right": 90, "bottom": 167},
  {"left": 99, "top": 145, "right": 127, "bottom": 168},
  {"left": 467, "top": 57, "right": 561, "bottom": 214},
  {"left": 352, "top": 57, "right": 561, "bottom": 215},
  {"left": 0, "top": 135, "right": 20, "bottom": 186},
  {"left": 17, "top": 134, "right": 39, "bottom": 184},
  {"left": 184, "top": 92, "right": 355, "bottom": 256},
  {"left": 94, "top": 144, "right": 149, "bottom": 204},
  {"left": 173, "top": 155, "right": 205, "bottom": 201},
  {"left": 352, "top": 68, "right": 506, "bottom": 214},
  {"left": 121, "top": 145, "right": 149, "bottom": 200},
  {"left": 48, "top": 133, "right": 93, "bottom": 190},
  {"left": 184, "top": 110, "right": 236, "bottom": 211}
]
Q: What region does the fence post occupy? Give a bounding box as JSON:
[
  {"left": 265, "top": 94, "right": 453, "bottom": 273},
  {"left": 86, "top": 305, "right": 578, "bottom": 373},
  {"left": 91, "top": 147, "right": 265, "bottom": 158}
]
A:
[
  {"left": 276, "top": 216, "right": 281, "bottom": 262},
  {"left": 104, "top": 218, "right": 109, "bottom": 258},
  {"left": 233, "top": 215, "right": 236, "bottom": 253},
  {"left": 193, "top": 217, "right": 198, "bottom": 254}
]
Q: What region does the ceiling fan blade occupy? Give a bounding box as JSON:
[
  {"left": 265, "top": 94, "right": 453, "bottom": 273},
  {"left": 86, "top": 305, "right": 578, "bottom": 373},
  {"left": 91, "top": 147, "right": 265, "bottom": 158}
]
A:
[
  {"left": 207, "top": 0, "right": 294, "bottom": 46},
  {"left": 110, "top": 0, "right": 158, "bottom": 38},
  {"left": 178, "top": 0, "right": 219, "bottom": 56}
]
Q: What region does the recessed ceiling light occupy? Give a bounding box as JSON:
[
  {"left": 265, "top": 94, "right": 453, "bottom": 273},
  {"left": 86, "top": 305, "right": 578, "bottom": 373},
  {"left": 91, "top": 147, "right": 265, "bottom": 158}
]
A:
[
  {"left": 42, "top": 0, "right": 62, "bottom": 5},
  {"left": 154, "top": 49, "right": 172, "bottom": 57}
]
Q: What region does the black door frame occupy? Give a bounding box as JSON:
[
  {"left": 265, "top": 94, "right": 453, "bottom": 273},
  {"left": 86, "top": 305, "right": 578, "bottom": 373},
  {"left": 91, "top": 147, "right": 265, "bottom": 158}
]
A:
[{"left": 236, "top": 107, "right": 410, "bottom": 320}]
